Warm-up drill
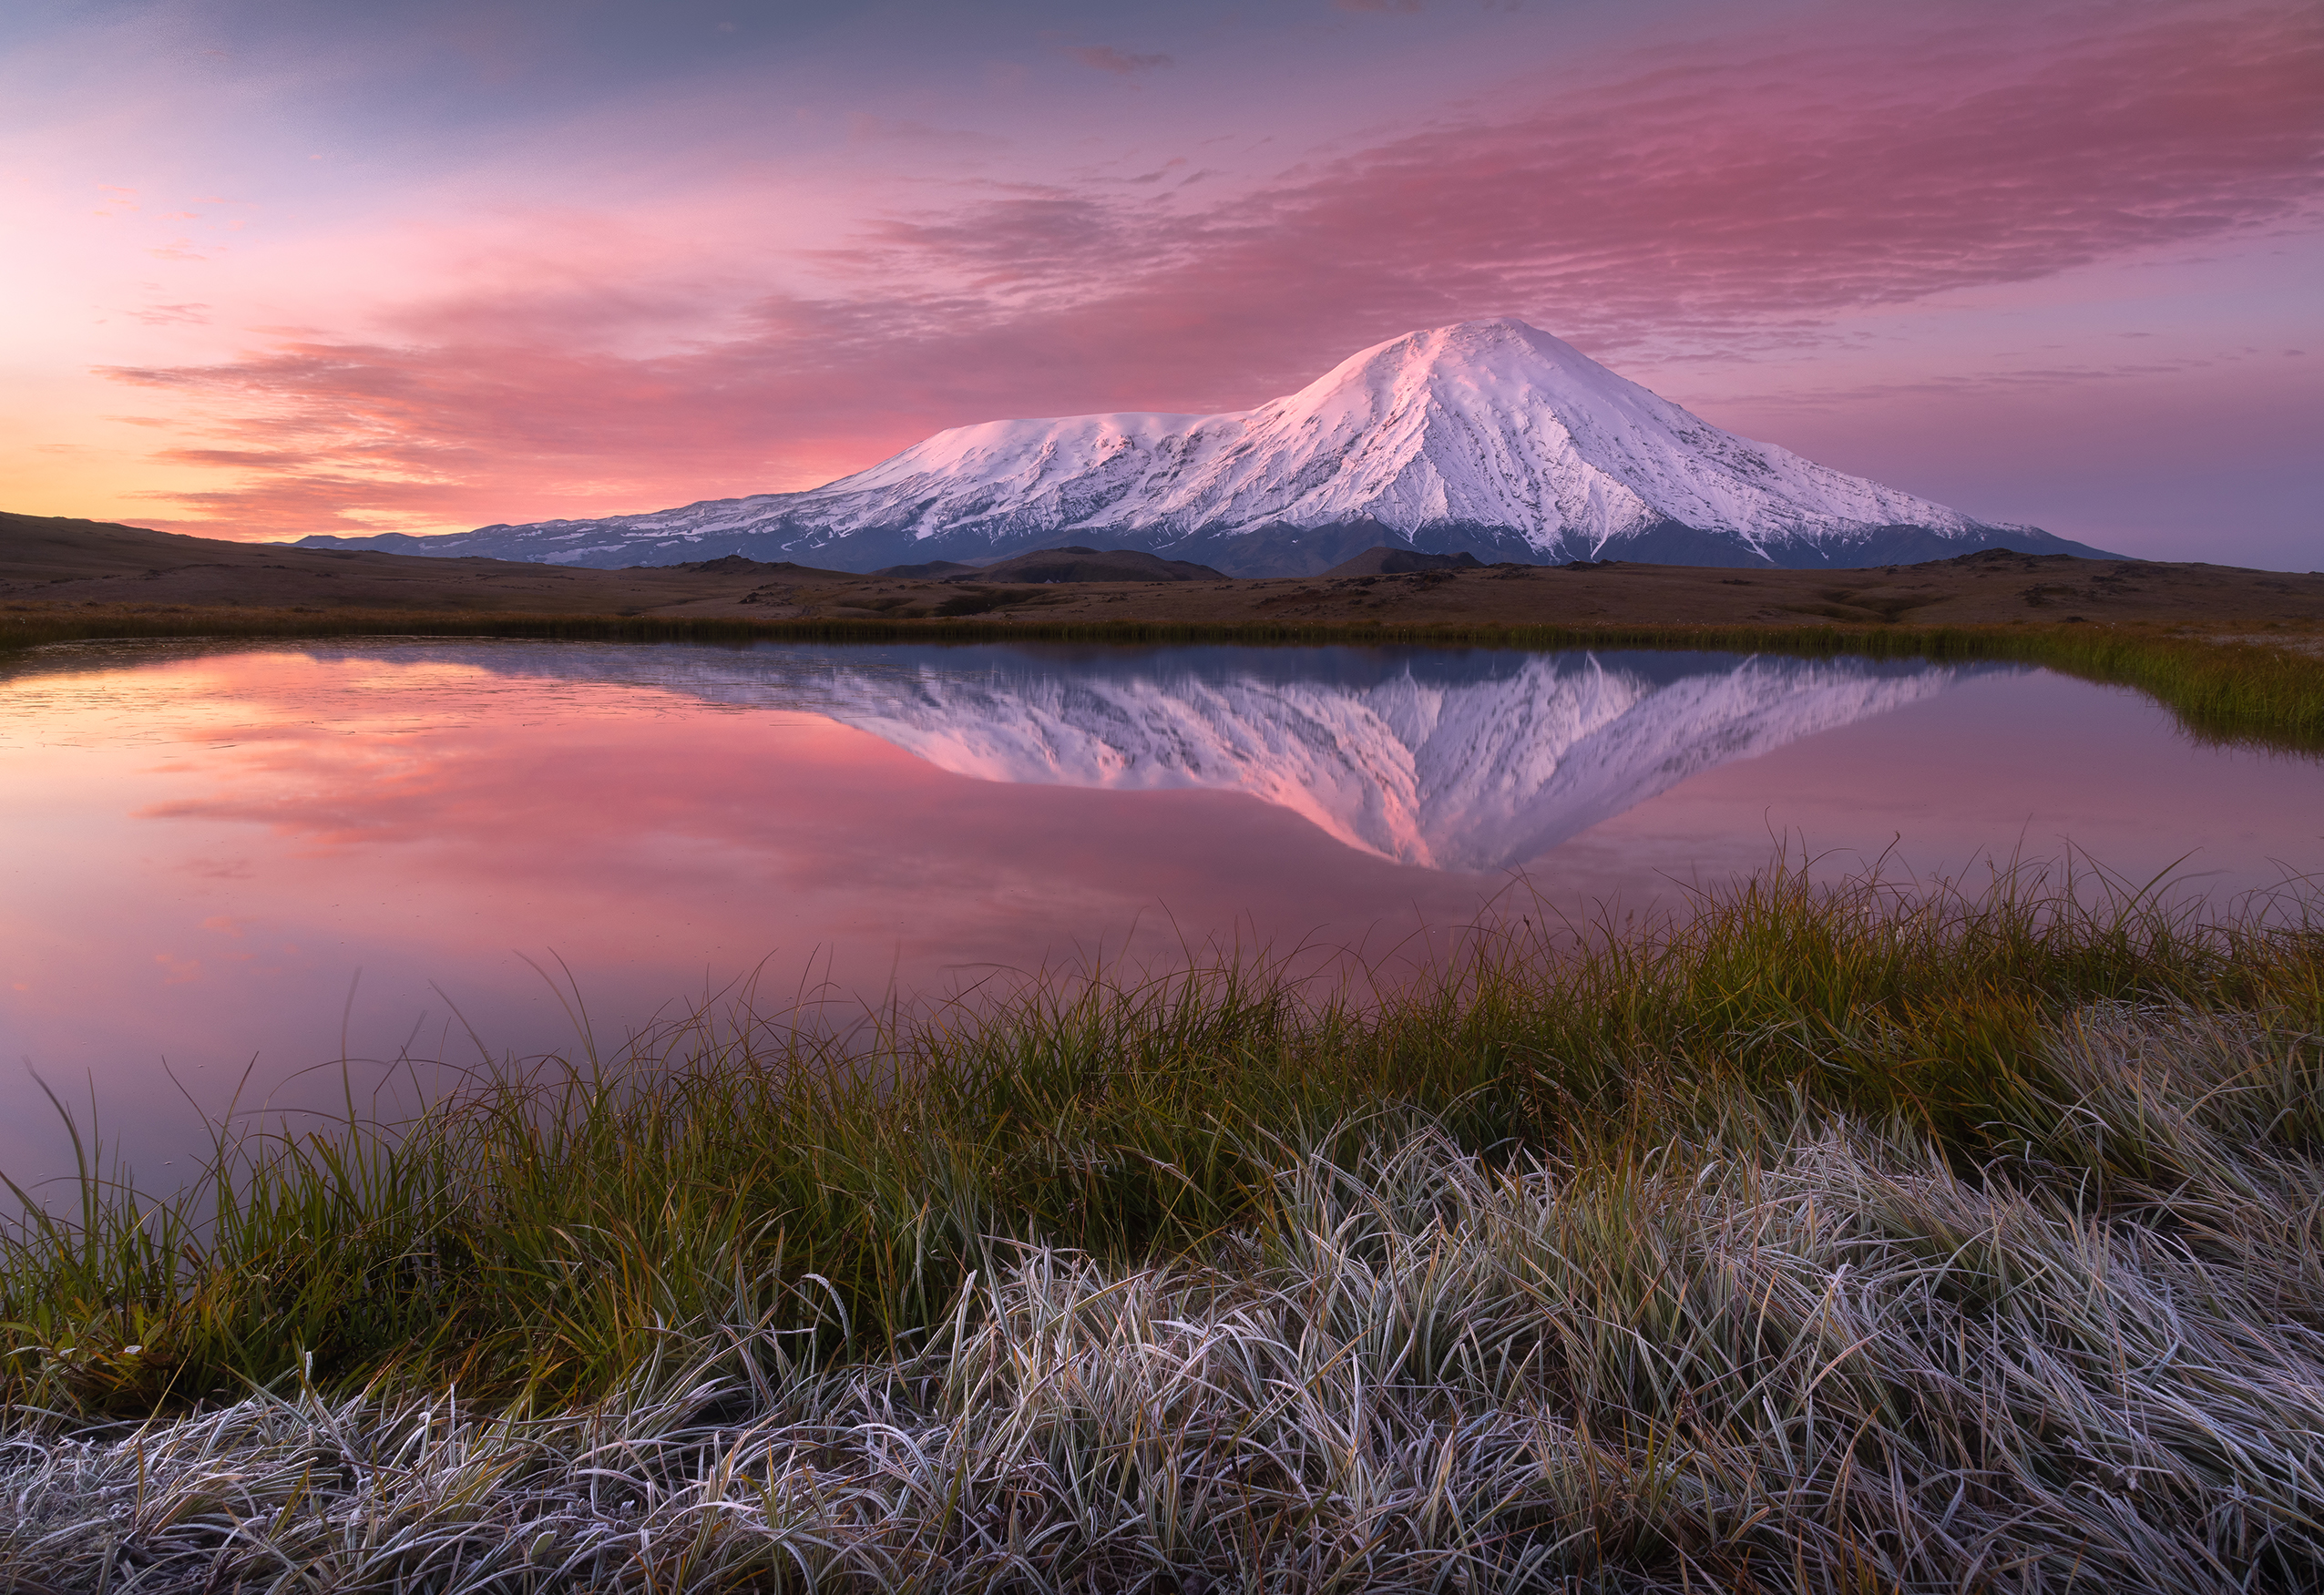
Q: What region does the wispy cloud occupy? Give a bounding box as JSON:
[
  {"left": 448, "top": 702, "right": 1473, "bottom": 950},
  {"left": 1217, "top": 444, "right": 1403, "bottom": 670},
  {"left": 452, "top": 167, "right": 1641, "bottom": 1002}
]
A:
[
  {"left": 1062, "top": 46, "right": 1175, "bottom": 74},
  {"left": 845, "top": 114, "right": 1008, "bottom": 149}
]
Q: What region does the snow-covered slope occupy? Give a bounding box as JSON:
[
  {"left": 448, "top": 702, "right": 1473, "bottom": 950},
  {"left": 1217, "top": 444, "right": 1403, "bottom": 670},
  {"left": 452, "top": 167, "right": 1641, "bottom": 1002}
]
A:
[
  {"left": 807, "top": 322, "right": 1984, "bottom": 555},
  {"left": 302, "top": 320, "right": 2108, "bottom": 574},
  {"left": 387, "top": 640, "right": 1990, "bottom": 870}
]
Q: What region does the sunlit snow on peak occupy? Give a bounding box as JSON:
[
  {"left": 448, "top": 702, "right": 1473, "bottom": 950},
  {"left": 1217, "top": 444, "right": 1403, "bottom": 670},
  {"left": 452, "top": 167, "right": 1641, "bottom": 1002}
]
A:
[{"left": 304, "top": 317, "right": 2072, "bottom": 570}]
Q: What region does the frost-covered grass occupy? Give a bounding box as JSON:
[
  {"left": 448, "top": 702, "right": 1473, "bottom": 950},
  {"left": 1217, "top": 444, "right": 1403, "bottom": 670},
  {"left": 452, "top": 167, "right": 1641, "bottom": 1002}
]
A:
[
  {"left": 12, "top": 1025, "right": 2324, "bottom": 1591},
  {"left": 5, "top": 866, "right": 2323, "bottom": 1590}
]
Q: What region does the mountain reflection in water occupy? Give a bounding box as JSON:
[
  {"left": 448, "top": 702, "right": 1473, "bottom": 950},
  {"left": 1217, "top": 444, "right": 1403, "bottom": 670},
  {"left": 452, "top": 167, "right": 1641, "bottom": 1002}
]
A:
[
  {"left": 425, "top": 644, "right": 1991, "bottom": 871},
  {"left": 12, "top": 637, "right": 2321, "bottom": 1188}
]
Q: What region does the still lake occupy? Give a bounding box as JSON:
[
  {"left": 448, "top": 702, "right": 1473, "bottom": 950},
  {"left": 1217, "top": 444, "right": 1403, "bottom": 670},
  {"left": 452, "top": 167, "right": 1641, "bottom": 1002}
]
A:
[{"left": 4, "top": 638, "right": 2319, "bottom": 1183}]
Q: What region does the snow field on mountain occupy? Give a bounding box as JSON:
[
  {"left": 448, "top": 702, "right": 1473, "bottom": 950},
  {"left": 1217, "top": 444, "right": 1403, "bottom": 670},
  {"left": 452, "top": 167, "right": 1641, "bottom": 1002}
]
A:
[{"left": 307, "top": 318, "right": 2045, "bottom": 569}]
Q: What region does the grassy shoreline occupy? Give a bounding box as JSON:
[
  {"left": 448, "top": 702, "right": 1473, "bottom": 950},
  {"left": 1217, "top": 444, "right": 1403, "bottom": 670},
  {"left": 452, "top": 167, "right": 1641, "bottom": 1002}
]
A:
[
  {"left": 6, "top": 865, "right": 2324, "bottom": 1589},
  {"left": 5, "top": 604, "right": 2324, "bottom": 752}
]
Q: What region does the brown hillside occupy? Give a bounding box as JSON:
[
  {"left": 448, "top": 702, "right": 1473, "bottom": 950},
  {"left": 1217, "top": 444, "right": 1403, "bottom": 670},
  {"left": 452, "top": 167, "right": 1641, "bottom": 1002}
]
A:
[{"left": 5, "top": 515, "right": 2320, "bottom": 640}]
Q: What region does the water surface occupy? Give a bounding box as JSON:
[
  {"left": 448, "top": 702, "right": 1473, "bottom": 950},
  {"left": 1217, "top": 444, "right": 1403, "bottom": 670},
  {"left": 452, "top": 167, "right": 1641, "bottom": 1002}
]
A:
[{"left": 4, "top": 639, "right": 2318, "bottom": 1182}]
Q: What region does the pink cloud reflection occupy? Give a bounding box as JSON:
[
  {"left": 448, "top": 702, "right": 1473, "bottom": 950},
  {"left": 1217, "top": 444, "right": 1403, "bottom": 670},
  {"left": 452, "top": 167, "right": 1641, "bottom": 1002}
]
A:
[{"left": 91, "top": 649, "right": 1490, "bottom": 987}]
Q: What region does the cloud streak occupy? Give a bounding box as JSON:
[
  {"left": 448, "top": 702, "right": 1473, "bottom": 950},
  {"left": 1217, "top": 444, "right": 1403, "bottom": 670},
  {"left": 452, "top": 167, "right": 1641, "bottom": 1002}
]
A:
[{"left": 1061, "top": 46, "right": 1175, "bottom": 74}]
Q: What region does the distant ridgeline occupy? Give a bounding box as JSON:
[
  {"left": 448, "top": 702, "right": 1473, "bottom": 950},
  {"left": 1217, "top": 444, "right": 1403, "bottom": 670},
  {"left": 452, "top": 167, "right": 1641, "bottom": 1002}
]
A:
[{"left": 300, "top": 320, "right": 2114, "bottom": 578}]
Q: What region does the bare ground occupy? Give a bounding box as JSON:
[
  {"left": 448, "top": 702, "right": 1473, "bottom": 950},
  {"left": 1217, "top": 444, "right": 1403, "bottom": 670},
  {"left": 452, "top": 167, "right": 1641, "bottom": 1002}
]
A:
[{"left": 6, "top": 511, "right": 2322, "bottom": 639}]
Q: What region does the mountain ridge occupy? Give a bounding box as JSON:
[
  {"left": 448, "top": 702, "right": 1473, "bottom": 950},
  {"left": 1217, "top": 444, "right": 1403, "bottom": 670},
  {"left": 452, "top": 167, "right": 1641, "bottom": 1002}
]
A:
[{"left": 297, "top": 320, "right": 2115, "bottom": 575}]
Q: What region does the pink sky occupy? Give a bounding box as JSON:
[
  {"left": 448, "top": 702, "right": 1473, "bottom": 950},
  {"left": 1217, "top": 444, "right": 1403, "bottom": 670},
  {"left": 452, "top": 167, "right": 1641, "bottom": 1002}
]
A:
[{"left": 5, "top": 0, "right": 2319, "bottom": 566}]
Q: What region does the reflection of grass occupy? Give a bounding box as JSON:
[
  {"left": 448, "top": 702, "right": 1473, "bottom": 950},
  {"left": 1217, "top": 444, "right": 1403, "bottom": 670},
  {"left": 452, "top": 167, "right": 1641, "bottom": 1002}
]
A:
[
  {"left": 5, "top": 605, "right": 2321, "bottom": 751},
  {"left": 6, "top": 864, "right": 2324, "bottom": 1588},
  {"left": 1985, "top": 624, "right": 2324, "bottom": 749}
]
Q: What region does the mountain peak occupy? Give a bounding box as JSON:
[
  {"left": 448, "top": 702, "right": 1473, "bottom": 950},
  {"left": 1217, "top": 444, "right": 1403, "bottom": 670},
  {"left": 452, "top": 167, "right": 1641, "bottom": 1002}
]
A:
[
  {"left": 1343, "top": 315, "right": 1580, "bottom": 369},
  {"left": 1251, "top": 319, "right": 1672, "bottom": 490},
  {"left": 1286, "top": 319, "right": 1605, "bottom": 416},
  {"left": 300, "top": 321, "right": 2114, "bottom": 574}
]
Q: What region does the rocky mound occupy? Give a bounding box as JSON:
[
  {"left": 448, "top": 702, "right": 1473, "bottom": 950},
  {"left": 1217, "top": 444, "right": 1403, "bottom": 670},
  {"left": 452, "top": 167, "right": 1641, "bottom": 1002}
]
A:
[
  {"left": 651, "top": 554, "right": 847, "bottom": 577},
  {"left": 960, "top": 547, "right": 1225, "bottom": 584},
  {"left": 1321, "top": 547, "right": 1490, "bottom": 578},
  {"left": 874, "top": 558, "right": 986, "bottom": 578}
]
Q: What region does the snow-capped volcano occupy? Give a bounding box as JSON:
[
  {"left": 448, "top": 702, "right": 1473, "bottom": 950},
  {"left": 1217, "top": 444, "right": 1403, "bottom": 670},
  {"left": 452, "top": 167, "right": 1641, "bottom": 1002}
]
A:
[{"left": 301, "top": 320, "right": 2108, "bottom": 575}]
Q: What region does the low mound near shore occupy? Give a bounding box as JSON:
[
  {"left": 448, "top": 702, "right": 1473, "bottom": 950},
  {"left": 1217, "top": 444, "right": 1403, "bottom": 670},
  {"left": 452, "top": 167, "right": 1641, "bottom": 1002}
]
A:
[
  {"left": 961, "top": 545, "right": 1228, "bottom": 583},
  {"left": 1320, "top": 545, "right": 1487, "bottom": 577}
]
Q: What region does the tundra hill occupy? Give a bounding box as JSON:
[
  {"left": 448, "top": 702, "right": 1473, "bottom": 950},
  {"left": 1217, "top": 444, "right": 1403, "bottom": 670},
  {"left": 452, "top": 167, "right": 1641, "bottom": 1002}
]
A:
[
  {"left": 1324, "top": 547, "right": 1488, "bottom": 578},
  {"left": 0, "top": 512, "right": 834, "bottom": 616},
  {"left": 5, "top": 516, "right": 2320, "bottom": 642},
  {"left": 964, "top": 547, "right": 1226, "bottom": 583}
]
